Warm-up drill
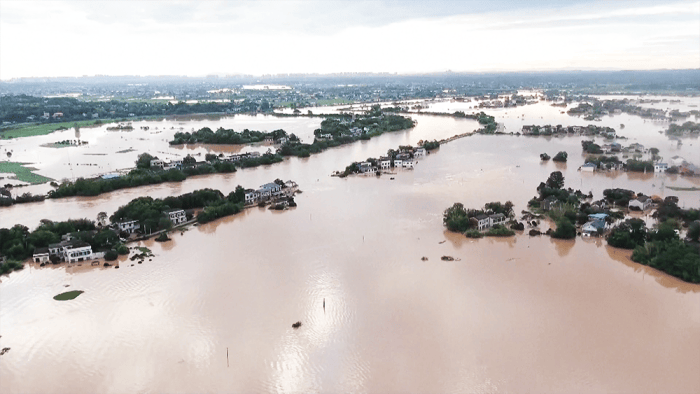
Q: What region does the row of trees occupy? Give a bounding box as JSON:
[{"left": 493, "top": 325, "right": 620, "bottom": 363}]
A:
[{"left": 170, "top": 127, "right": 292, "bottom": 145}]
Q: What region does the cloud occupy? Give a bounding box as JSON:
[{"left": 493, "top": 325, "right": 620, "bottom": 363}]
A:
[{"left": 1, "top": 0, "right": 698, "bottom": 79}]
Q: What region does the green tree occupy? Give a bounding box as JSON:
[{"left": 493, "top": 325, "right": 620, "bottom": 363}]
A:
[
  {"left": 551, "top": 218, "right": 576, "bottom": 239},
  {"left": 443, "top": 203, "right": 471, "bottom": 232},
  {"left": 546, "top": 171, "right": 565, "bottom": 189},
  {"left": 552, "top": 151, "right": 568, "bottom": 162},
  {"left": 182, "top": 155, "right": 196, "bottom": 166},
  {"left": 136, "top": 153, "right": 154, "bottom": 169},
  {"left": 688, "top": 222, "right": 700, "bottom": 243}
]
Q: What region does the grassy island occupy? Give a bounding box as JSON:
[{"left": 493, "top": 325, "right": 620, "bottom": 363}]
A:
[{"left": 53, "top": 290, "right": 84, "bottom": 301}]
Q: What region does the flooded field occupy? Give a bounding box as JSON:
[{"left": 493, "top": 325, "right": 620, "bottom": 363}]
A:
[{"left": 1, "top": 100, "right": 700, "bottom": 393}]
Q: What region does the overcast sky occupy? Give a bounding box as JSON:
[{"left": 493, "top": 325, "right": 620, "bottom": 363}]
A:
[{"left": 1, "top": 0, "right": 698, "bottom": 79}]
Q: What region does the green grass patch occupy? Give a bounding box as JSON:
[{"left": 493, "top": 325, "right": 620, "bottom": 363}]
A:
[
  {"left": 53, "top": 290, "right": 84, "bottom": 301},
  {"left": 137, "top": 246, "right": 152, "bottom": 254},
  {"left": 0, "top": 119, "right": 110, "bottom": 139},
  {"left": 0, "top": 162, "right": 53, "bottom": 184}
]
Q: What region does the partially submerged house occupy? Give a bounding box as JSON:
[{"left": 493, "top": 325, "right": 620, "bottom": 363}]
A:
[
  {"left": 580, "top": 162, "right": 597, "bottom": 172},
  {"left": 654, "top": 163, "right": 668, "bottom": 173},
  {"left": 47, "top": 240, "right": 94, "bottom": 263},
  {"left": 163, "top": 208, "right": 187, "bottom": 225},
  {"left": 629, "top": 196, "right": 652, "bottom": 211},
  {"left": 582, "top": 213, "right": 608, "bottom": 237}
]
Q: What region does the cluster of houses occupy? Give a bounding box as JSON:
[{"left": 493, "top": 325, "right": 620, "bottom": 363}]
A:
[
  {"left": 150, "top": 158, "right": 183, "bottom": 171},
  {"left": 317, "top": 126, "right": 369, "bottom": 141},
  {"left": 521, "top": 125, "right": 616, "bottom": 138},
  {"left": 244, "top": 180, "right": 298, "bottom": 205},
  {"left": 357, "top": 147, "right": 427, "bottom": 174},
  {"left": 32, "top": 235, "right": 105, "bottom": 264},
  {"left": 580, "top": 146, "right": 699, "bottom": 175},
  {"left": 221, "top": 151, "right": 262, "bottom": 162},
  {"left": 32, "top": 207, "right": 194, "bottom": 264},
  {"left": 115, "top": 208, "right": 188, "bottom": 236}
]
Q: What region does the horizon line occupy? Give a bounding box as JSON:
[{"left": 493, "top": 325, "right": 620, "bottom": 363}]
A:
[{"left": 3, "top": 68, "right": 699, "bottom": 82}]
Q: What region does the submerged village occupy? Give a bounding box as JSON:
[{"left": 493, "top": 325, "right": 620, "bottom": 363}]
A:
[
  {"left": 1, "top": 90, "right": 700, "bottom": 283},
  {"left": 1, "top": 70, "right": 700, "bottom": 392}
]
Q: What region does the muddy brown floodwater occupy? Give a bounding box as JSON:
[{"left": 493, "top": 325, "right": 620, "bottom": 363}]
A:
[{"left": 1, "top": 101, "right": 700, "bottom": 393}]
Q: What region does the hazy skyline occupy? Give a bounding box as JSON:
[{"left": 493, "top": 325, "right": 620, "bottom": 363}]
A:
[{"left": 1, "top": 0, "right": 698, "bottom": 80}]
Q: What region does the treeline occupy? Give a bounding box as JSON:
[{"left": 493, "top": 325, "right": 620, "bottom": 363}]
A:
[
  {"left": 0, "top": 94, "right": 247, "bottom": 125},
  {"left": 666, "top": 121, "right": 700, "bottom": 137},
  {"left": 452, "top": 111, "right": 497, "bottom": 133},
  {"left": 0, "top": 190, "right": 46, "bottom": 207},
  {"left": 170, "top": 127, "right": 293, "bottom": 145},
  {"left": 47, "top": 152, "right": 282, "bottom": 199}
]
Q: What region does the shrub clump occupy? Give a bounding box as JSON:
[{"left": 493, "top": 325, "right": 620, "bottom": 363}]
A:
[
  {"left": 464, "top": 229, "right": 484, "bottom": 238},
  {"left": 485, "top": 225, "right": 515, "bottom": 237},
  {"left": 116, "top": 244, "right": 129, "bottom": 255},
  {"left": 551, "top": 218, "right": 577, "bottom": 239},
  {"left": 104, "top": 250, "right": 118, "bottom": 261}
]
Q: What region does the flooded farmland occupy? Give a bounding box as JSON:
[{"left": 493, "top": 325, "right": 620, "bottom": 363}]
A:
[{"left": 1, "top": 100, "right": 700, "bottom": 393}]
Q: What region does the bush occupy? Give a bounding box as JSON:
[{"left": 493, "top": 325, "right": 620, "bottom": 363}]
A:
[
  {"left": 155, "top": 233, "right": 170, "bottom": 242},
  {"left": 632, "top": 239, "right": 700, "bottom": 283},
  {"left": 551, "top": 218, "right": 576, "bottom": 239},
  {"left": 552, "top": 151, "right": 568, "bottom": 162},
  {"left": 104, "top": 250, "right": 118, "bottom": 261},
  {"left": 540, "top": 153, "right": 550, "bottom": 161},
  {"left": 116, "top": 244, "right": 129, "bottom": 255},
  {"left": 464, "top": 229, "right": 484, "bottom": 238},
  {"left": 485, "top": 225, "right": 515, "bottom": 237}
]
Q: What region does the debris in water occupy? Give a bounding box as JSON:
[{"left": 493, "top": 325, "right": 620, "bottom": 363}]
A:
[
  {"left": 441, "top": 256, "right": 455, "bottom": 261},
  {"left": 421, "top": 257, "right": 428, "bottom": 261},
  {"left": 439, "top": 240, "right": 446, "bottom": 244},
  {"left": 292, "top": 321, "right": 302, "bottom": 329},
  {"left": 0, "top": 348, "right": 10, "bottom": 356}
]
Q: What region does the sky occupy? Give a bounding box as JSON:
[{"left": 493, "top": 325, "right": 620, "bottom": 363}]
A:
[{"left": 1, "top": 0, "right": 698, "bottom": 79}]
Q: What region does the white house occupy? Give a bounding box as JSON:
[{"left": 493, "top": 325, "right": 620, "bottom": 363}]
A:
[
  {"left": 33, "top": 247, "right": 50, "bottom": 263},
  {"left": 116, "top": 219, "right": 139, "bottom": 234},
  {"left": 163, "top": 209, "right": 187, "bottom": 224},
  {"left": 64, "top": 242, "right": 94, "bottom": 263},
  {"left": 245, "top": 189, "right": 260, "bottom": 204},
  {"left": 393, "top": 159, "right": 403, "bottom": 168},
  {"left": 259, "top": 182, "right": 283, "bottom": 197},
  {"left": 489, "top": 213, "right": 506, "bottom": 227},
  {"left": 414, "top": 148, "right": 426, "bottom": 158},
  {"left": 402, "top": 159, "right": 414, "bottom": 168},
  {"left": 629, "top": 196, "right": 652, "bottom": 211},
  {"left": 150, "top": 159, "right": 164, "bottom": 168},
  {"left": 476, "top": 215, "right": 491, "bottom": 230},
  {"left": 654, "top": 163, "right": 668, "bottom": 173},
  {"left": 380, "top": 159, "right": 391, "bottom": 169},
  {"left": 580, "top": 162, "right": 597, "bottom": 172},
  {"left": 48, "top": 240, "right": 94, "bottom": 263}
]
